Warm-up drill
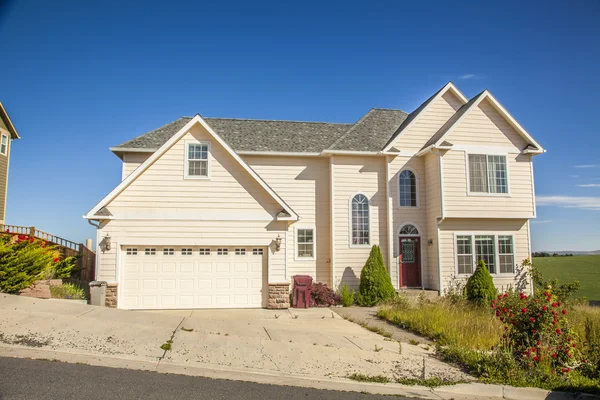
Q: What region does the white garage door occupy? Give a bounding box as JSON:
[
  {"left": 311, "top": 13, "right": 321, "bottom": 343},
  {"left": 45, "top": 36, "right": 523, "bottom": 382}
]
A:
[{"left": 120, "top": 246, "right": 266, "bottom": 310}]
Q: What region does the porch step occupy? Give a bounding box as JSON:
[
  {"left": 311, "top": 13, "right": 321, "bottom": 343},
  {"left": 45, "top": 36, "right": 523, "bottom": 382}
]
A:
[{"left": 397, "top": 289, "right": 440, "bottom": 299}]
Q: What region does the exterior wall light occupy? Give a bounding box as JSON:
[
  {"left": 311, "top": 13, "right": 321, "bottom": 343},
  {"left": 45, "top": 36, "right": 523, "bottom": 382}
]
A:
[
  {"left": 275, "top": 234, "right": 282, "bottom": 251},
  {"left": 99, "top": 234, "right": 112, "bottom": 253}
]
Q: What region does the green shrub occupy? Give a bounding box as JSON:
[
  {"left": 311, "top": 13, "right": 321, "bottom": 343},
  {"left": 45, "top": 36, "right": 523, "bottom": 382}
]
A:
[
  {"left": 357, "top": 245, "right": 395, "bottom": 306},
  {"left": 339, "top": 284, "right": 355, "bottom": 307},
  {"left": 0, "top": 234, "right": 61, "bottom": 293},
  {"left": 50, "top": 283, "right": 87, "bottom": 300},
  {"left": 465, "top": 260, "right": 497, "bottom": 306}
]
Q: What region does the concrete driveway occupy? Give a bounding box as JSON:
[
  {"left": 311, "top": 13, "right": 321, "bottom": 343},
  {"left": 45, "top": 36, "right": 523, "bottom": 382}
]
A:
[{"left": 0, "top": 294, "right": 470, "bottom": 388}]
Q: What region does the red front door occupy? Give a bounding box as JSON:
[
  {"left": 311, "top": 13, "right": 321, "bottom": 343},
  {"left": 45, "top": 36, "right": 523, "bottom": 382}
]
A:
[{"left": 399, "top": 237, "right": 421, "bottom": 288}]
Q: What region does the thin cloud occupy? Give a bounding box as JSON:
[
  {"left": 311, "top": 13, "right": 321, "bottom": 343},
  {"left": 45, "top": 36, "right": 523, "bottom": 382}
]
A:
[
  {"left": 574, "top": 164, "right": 600, "bottom": 168},
  {"left": 458, "top": 74, "right": 482, "bottom": 80},
  {"left": 578, "top": 184, "right": 600, "bottom": 188},
  {"left": 531, "top": 220, "right": 553, "bottom": 224},
  {"left": 537, "top": 195, "right": 600, "bottom": 210}
]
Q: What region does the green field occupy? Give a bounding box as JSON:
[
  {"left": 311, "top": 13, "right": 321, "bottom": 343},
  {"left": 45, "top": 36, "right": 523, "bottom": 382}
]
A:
[{"left": 533, "top": 255, "right": 600, "bottom": 301}]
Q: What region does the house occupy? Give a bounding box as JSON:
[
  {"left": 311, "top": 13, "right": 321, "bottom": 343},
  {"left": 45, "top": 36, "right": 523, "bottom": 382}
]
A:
[
  {"left": 0, "top": 102, "right": 20, "bottom": 225},
  {"left": 84, "top": 82, "right": 544, "bottom": 310}
]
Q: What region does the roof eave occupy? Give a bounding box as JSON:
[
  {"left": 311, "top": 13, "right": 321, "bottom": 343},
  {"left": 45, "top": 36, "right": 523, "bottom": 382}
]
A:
[{"left": 0, "top": 102, "right": 20, "bottom": 139}]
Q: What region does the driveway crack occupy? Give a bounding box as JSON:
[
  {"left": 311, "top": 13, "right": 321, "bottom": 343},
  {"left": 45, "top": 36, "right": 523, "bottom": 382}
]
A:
[
  {"left": 155, "top": 316, "right": 186, "bottom": 371},
  {"left": 260, "top": 345, "right": 280, "bottom": 372},
  {"left": 76, "top": 309, "right": 96, "bottom": 318},
  {"left": 263, "top": 327, "right": 272, "bottom": 340},
  {"left": 344, "top": 336, "right": 362, "bottom": 350}
]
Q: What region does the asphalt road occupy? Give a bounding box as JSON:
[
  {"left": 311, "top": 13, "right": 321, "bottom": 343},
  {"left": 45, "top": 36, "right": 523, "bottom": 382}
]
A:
[{"left": 0, "top": 357, "right": 413, "bottom": 400}]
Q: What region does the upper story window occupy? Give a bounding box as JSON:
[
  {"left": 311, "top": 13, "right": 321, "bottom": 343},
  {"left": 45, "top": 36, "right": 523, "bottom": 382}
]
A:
[
  {"left": 399, "top": 169, "right": 418, "bottom": 207},
  {"left": 351, "top": 194, "right": 370, "bottom": 246},
  {"left": 468, "top": 154, "right": 508, "bottom": 194},
  {"left": 0, "top": 133, "right": 7, "bottom": 155},
  {"left": 184, "top": 141, "right": 210, "bottom": 179}
]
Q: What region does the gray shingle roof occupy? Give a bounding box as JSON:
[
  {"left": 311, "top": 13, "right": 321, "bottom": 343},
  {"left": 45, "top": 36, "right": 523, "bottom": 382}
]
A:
[
  {"left": 327, "top": 109, "right": 408, "bottom": 152},
  {"left": 420, "top": 91, "right": 486, "bottom": 151},
  {"left": 114, "top": 117, "right": 353, "bottom": 153}
]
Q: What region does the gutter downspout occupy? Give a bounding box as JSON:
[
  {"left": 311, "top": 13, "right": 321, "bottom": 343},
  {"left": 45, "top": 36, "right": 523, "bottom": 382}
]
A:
[{"left": 384, "top": 155, "right": 394, "bottom": 286}]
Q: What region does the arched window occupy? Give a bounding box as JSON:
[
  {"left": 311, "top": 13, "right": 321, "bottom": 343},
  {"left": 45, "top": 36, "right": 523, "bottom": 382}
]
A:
[
  {"left": 399, "top": 224, "right": 419, "bottom": 235},
  {"left": 399, "top": 169, "right": 417, "bottom": 207},
  {"left": 351, "top": 194, "right": 370, "bottom": 246}
]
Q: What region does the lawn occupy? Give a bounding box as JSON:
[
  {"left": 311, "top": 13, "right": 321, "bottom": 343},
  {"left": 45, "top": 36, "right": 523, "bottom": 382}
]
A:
[{"left": 533, "top": 255, "right": 600, "bottom": 301}]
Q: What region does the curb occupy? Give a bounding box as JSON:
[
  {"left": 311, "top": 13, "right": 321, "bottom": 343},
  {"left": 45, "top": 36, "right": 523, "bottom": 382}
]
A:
[{"left": 0, "top": 345, "right": 596, "bottom": 399}]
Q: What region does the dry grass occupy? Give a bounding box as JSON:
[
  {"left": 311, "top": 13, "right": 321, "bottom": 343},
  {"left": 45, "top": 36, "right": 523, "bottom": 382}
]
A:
[{"left": 377, "top": 298, "right": 502, "bottom": 350}]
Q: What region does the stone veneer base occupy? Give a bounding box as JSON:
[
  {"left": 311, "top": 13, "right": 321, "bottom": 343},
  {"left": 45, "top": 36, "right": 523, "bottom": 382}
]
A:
[
  {"left": 105, "top": 284, "right": 118, "bottom": 308},
  {"left": 267, "top": 282, "right": 290, "bottom": 309}
]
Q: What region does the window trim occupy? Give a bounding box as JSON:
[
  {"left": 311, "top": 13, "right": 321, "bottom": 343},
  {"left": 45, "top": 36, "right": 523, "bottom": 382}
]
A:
[
  {"left": 453, "top": 232, "right": 517, "bottom": 277},
  {"left": 183, "top": 140, "right": 211, "bottom": 180},
  {"left": 398, "top": 168, "right": 420, "bottom": 209},
  {"left": 0, "top": 133, "right": 8, "bottom": 156},
  {"left": 294, "top": 225, "right": 316, "bottom": 261},
  {"left": 348, "top": 192, "right": 371, "bottom": 248},
  {"left": 465, "top": 152, "right": 511, "bottom": 197}
]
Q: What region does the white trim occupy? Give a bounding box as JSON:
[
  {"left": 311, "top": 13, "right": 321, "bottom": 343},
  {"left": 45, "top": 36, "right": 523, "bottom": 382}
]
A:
[
  {"left": 429, "top": 90, "right": 544, "bottom": 153},
  {"left": 0, "top": 102, "right": 20, "bottom": 139},
  {"left": 322, "top": 150, "right": 382, "bottom": 156},
  {"left": 348, "top": 192, "right": 371, "bottom": 248},
  {"left": 452, "top": 232, "right": 517, "bottom": 277},
  {"left": 436, "top": 221, "right": 443, "bottom": 293},
  {"left": 183, "top": 140, "right": 211, "bottom": 180},
  {"left": 95, "top": 227, "right": 100, "bottom": 281},
  {"left": 284, "top": 226, "right": 289, "bottom": 281},
  {"left": 464, "top": 152, "right": 512, "bottom": 197},
  {"left": 116, "top": 241, "right": 122, "bottom": 308},
  {"left": 330, "top": 155, "right": 336, "bottom": 287},
  {"left": 527, "top": 219, "right": 534, "bottom": 295},
  {"left": 85, "top": 115, "right": 298, "bottom": 221},
  {"left": 530, "top": 155, "right": 537, "bottom": 218},
  {"left": 268, "top": 242, "right": 272, "bottom": 284},
  {"left": 397, "top": 221, "right": 422, "bottom": 237},
  {"left": 2, "top": 132, "right": 11, "bottom": 222},
  {"left": 110, "top": 147, "right": 156, "bottom": 153},
  {"left": 385, "top": 156, "right": 394, "bottom": 284},
  {"left": 383, "top": 82, "right": 468, "bottom": 152},
  {"left": 294, "top": 225, "right": 316, "bottom": 261},
  {"left": 398, "top": 167, "right": 420, "bottom": 209}
]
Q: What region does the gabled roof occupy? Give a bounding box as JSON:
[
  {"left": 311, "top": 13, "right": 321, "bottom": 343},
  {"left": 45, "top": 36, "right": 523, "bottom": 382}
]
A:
[
  {"left": 382, "top": 82, "right": 468, "bottom": 151},
  {"left": 0, "top": 102, "right": 20, "bottom": 139},
  {"left": 86, "top": 115, "right": 299, "bottom": 221},
  {"left": 112, "top": 117, "right": 353, "bottom": 155},
  {"left": 418, "top": 90, "right": 545, "bottom": 155},
  {"left": 327, "top": 109, "right": 408, "bottom": 152}
]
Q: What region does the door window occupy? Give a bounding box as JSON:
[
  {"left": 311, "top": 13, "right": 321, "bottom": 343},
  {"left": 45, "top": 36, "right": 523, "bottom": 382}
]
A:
[{"left": 401, "top": 240, "right": 415, "bottom": 263}]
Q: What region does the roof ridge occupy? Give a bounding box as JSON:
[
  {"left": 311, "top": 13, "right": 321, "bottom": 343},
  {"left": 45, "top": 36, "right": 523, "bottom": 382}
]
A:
[
  {"left": 117, "top": 117, "right": 190, "bottom": 147},
  {"left": 326, "top": 109, "right": 377, "bottom": 150},
  {"left": 369, "top": 107, "right": 408, "bottom": 112},
  {"left": 203, "top": 116, "right": 352, "bottom": 125}
]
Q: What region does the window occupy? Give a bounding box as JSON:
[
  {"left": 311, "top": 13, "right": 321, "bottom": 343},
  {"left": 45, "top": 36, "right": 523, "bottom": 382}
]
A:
[
  {"left": 252, "top": 248, "right": 264, "bottom": 256},
  {"left": 217, "top": 248, "right": 228, "bottom": 255},
  {"left": 199, "top": 248, "right": 210, "bottom": 255},
  {"left": 0, "top": 134, "right": 7, "bottom": 155},
  {"left": 185, "top": 142, "right": 209, "bottom": 178},
  {"left": 181, "top": 248, "right": 192, "bottom": 256},
  {"left": 455, "top": 234, "right": 515, "bottom": 275},
  {"left": 456, "top": 236, "right": 473, "bottom": 275},
  {"left": 498, "top": 236, "right": 515, "bottom": 274},
  {"left": 351, "top": 194, "right": 370, "bottom": 246},
  {"left": 163, "top": 248, "right": 174, "bottom": 256},
  {"left": 297, "top": 228, "right": 314, "bottom": 258},
  {"left": 399, "top": 170, "right": 417, "bottom": 207},
  {"left": 399, "top": 224, "right": 419, "bottom": 235},
  {"left": 126, "top": 248, "right": 137, "bottom": 256},
  {"left": 235, "top": 248, "right": 246, "bottom": 255},
  {"left": 474, "top": 235, "right": 496, "bottom": 273},
  {"left": 144, "top": 248, "right": 156, "bottom": 256},
  {"left": 468, "top": 154, "right": 508, "bottom": 194}
]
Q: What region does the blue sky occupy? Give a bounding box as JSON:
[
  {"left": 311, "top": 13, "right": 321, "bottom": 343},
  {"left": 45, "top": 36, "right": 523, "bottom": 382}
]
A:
[{"left": 0, "top": 0, "right": 598, "bottom": 251}]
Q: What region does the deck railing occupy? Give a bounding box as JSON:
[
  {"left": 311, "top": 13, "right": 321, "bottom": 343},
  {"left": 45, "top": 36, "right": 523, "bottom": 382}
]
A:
[{"left": 2, "top": 224, "right": 80, "bottom": 251}]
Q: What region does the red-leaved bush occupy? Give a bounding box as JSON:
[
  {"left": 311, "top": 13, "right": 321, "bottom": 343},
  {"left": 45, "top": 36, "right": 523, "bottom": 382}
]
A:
[
  {"left": 310, "top": 282, "right": 340, "bottom": 307},
  {"left": 493, "top": 286, "right": 584, "bottom": 375}
]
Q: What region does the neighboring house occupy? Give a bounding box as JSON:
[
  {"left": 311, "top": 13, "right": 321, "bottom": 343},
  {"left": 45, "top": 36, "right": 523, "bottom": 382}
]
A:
[
  {"left": 85, "top": 82, "right": 544, "bottom": 310},
  {"left": 0, "top": 102, "right": 20, "bottom": 225}
]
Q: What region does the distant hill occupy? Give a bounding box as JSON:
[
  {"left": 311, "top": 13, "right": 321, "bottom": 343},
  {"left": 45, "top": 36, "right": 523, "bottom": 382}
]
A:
[{"left": 535, "top": 250, "right": 600, "bottom": 255}]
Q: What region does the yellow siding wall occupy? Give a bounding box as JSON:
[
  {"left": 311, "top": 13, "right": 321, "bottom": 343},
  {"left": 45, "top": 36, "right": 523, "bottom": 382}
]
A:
[
  {"left": 389, "top": 91, "right": 463, "bottom": 152},
  {"left": 424, "top": 153, "right": 442, "bottom": 290},
  {"left": 122, "top": 152, "right": 151, "bottom": 180},
  {"left": 243, "top": 156, "right": 332, "bottom": 285},
  {"left": 388, "top": 155, "right": 428, "bottom": 289},
  {"left": 438, "top": 219, "right": 531, "bottom": 294},
  {"left": 333, "top": 155, "right": 388, "bottom": 289}
]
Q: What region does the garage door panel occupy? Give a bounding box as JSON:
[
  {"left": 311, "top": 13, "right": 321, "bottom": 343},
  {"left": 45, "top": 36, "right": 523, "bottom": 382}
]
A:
[{"left": 120, "top": 246, "right": 266, "bottom": 310}]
